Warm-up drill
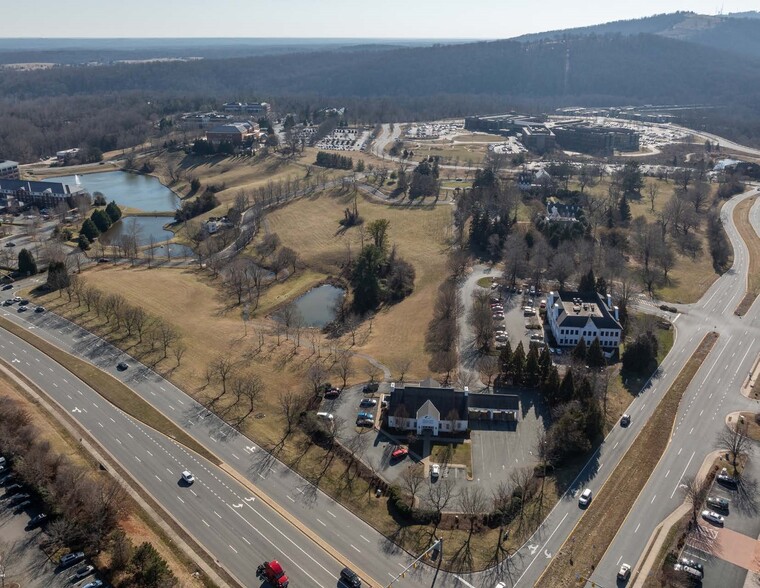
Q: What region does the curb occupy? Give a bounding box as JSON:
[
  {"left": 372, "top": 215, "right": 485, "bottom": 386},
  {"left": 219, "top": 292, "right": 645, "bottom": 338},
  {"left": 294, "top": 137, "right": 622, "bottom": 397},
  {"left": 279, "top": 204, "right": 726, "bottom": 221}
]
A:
[{"left": 0, "top": 360, "right": 237, "bottom": 588}]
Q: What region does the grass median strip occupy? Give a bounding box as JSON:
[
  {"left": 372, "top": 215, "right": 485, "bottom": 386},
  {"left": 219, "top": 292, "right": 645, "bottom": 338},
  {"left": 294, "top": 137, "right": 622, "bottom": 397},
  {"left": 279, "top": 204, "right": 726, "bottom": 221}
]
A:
[
  {"left": 0, "top": 315, "right": 221, "bottom": 467},
  {"left": 535, "top": 331, "right": 718, "bottom": 588},
  {"left": 733, "top": 195, "right": 759, "bottom": 316}
]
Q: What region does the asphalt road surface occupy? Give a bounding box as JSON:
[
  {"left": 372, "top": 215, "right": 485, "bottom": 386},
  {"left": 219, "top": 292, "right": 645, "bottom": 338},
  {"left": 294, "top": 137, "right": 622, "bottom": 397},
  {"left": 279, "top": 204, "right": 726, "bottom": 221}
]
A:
[{"left": 1, "top": 185, "right": 759, "bottom": 588}]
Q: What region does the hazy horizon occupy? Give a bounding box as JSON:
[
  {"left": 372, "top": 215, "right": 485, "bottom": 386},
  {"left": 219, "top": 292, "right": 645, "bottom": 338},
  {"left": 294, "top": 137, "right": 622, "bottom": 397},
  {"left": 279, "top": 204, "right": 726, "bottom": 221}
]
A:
[{"left": 2, "top": 1, "right": 758, "bottom": 40}]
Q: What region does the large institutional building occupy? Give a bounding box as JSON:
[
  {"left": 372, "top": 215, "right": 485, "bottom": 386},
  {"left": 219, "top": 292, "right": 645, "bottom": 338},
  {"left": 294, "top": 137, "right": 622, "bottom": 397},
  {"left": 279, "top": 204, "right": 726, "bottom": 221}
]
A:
[
  {"left": 545, "top": 290, "right": 623, "bottom": 351},
  {"left": 0, "top": 160, "right": 19, "bottom": 180}
]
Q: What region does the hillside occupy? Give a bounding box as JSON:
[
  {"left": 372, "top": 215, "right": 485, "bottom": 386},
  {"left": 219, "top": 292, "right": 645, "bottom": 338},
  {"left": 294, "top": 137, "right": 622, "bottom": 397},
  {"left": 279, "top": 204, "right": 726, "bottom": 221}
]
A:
[
  {"left": 3, "top": 33, "right": 760, "bottom": 107},
  {"left": 512, "top": 11, "right": 760, "bottom": 60}
]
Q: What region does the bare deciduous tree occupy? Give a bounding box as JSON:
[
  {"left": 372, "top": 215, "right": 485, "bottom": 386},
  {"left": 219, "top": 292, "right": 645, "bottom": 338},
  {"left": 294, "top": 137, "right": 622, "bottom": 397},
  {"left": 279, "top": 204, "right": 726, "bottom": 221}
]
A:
[{"left": 716, "top": 421, "right": 753, "bottom": 474}]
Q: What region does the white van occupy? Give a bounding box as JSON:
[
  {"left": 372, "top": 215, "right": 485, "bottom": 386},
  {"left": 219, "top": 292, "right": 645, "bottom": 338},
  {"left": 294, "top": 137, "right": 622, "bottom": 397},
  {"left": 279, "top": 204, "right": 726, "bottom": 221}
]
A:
[{"left": 316, "top": 412, "right": 334, "bottom": 421}]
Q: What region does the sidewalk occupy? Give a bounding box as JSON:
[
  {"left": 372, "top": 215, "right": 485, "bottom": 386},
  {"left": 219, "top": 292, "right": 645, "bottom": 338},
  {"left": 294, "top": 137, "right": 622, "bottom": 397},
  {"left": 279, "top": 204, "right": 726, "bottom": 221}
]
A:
[{"left": 632, "top": 450, "right": 720, "bottom": 587}]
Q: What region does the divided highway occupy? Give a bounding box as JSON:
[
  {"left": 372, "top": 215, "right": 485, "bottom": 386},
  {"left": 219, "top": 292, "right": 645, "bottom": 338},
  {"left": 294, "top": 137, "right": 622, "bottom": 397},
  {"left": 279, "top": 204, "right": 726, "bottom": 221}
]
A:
[{"left": 1, "top": 186, "right": 758, "bottom": 588}]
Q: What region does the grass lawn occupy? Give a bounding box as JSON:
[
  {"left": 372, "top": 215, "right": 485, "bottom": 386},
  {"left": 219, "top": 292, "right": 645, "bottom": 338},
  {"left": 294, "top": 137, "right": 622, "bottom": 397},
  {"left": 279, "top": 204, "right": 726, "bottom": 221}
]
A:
[
  {"left": 430, "top": 442, "right": 473, "bottom": 477},
  {"left": 256, "top": 186, "right": 454, "bottom": 379},
  {"left": 0, "top": 372, "right": 206, "bottom": 588},
  {"left": 536, "top": 331, "right": 718, "bottom": 588},
  {"left": 733, "top": 195, "right": 760, "bottom": 315},
  {"left": 739, "top": 412, "right": 760, "bottom": 442}
]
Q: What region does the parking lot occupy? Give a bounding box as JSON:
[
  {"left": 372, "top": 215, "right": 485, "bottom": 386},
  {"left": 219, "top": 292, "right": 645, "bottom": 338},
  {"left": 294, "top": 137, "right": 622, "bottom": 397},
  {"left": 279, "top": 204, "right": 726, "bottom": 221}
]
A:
[{"left": 681, "top": 459, "right": 760, "bottom": 587}]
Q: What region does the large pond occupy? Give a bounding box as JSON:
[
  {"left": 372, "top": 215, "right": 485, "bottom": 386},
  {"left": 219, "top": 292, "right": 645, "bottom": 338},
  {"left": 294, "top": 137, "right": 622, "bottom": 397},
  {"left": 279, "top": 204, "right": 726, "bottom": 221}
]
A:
[
  {"left": 291, "top": 284, "right": 345, "bottom": 328},
  {"left": 49, "top": 171, "right": 180, "bottom": 211},
  {"left": 99, "top": 216, "right": 175, "bottom": 247}
]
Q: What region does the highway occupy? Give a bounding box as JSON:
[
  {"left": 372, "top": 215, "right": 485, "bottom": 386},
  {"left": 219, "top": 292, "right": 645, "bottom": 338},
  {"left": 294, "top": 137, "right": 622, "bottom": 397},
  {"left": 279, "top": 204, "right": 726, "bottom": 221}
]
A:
[
  {"left": 586, "top": 188, "right": 760, "bottom": 587},
  {"left": 1, "top": 186, "right": 759, "bottom": 587}
]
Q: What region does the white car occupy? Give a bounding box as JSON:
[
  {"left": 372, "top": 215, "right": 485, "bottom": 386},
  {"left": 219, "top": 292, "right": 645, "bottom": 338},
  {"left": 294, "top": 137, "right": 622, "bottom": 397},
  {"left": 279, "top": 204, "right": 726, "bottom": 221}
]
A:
[
  {"left": 430, "top": 464, "right": 440, "bottom": 478},
  {"left": 578, "top": 488, "right": 592, "bottom": 507},
  {"left": 181, "top": 470, "right": 195, "bottom": 485},
  {"left": 617, "top": 563, "right": 631, "bottom": 581},
  {"left": 701, "top": 509, "right": 724, "bottom": 525}
]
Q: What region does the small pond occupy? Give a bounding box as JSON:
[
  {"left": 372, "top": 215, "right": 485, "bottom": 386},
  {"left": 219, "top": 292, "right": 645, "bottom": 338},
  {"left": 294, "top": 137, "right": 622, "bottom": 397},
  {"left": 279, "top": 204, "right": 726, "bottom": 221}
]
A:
[
  {"left": 149, "top": 243, "right": 195, "bottom": 258},
  {"left": 291, "top": 284, "right": 346, "bottom": 328},
  {"left": 49, "top": 171, "right": 180, "bottom": 211},
  {"left": 99, "top": 216, "right": 175, "bottom": 247}
]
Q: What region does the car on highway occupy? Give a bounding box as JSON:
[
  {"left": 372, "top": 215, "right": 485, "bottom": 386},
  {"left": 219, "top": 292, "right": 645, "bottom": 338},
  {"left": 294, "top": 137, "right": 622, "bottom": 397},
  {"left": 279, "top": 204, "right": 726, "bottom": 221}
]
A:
[
  {"left": 430, "top": 464, "right": 440, "bottom": 479},
  {"left": 617, "top": 563, "right": 631, "bottom": 581},
  {"left": 59, "top": 551, "right": 85, "bottom": 568},
  {"left": 34, "top": 306, "right": 45, "bottom": 313},
  {"left": 181, "top": 470, "right": 195, "bottom": 485},
  {"left": 340, "top": 566, "right": 362, "bottom": 587},
  {"left": 116, "top": 361, "right": 129, "bottom": 371},
  {"left": 359, "top": 398, "right": 377, "bottom": 408},
  {"left": 1, "top": 284, "right": 12, "bottom": 290},
  {"left": 73, "top": 564, "right": 95, "bottom": 580},
  {"left": 82, "top": 580, "right": 104, "bottom": 588},
  {"left": 706, "top": 496, "right": 729, "bottom": 511},
  {"left": 391, "top": 447, "right": 408, "bottom": 461},
  {"left": 578, "top": 488, "right": 593, "bottom": 507},
  {"left": 27, "top": 512, "right": 48, "bottom": 528},
  {"left": 701, "top": 509, "right": 725, "bottom": 525},
  {"left": 620, "top": 413, "right": 631, "bottom": 427}
]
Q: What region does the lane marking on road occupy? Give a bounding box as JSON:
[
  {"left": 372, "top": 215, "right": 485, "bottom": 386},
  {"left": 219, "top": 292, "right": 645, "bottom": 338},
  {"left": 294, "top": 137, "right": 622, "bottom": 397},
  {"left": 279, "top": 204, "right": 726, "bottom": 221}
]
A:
[
  {"left": 514, "top": 512, "right": 569, "bottom": 586},
  {"left": 634, "top": 523, "right": 641, "bottom": 533},
  {"left": 671, "top": 450, "right": 696, "bottom": 499},
  {"left": 229, "top": 545, "right": 238, "bottom": 554},
  {"left": 160, "top": 386, "right": 166, "bottom": 392},
  {"left": 202, "top": 519, "right": 209, "bottom": 527},
  {"left": 127, "top": 433, "right": 134, "bottom": 439},
  {"left": 327, "top": 510, "right": 336, "bottom": 518},
  {"left": 316, "top": 519, "right": 326, "bottom": 527},
  {"left": 242, "top": 536, "right": 251, "bottom": 545},
  {"left": 190, "top": 489, "right": 197, "bottom": 497},
  {"left": 360, "top": 535, "right": 370, "bottom": 543},
  {"left": 150, "top": 390, "right": 156, "bottom": 396},
  {"left": 98, "top": 422, "right": 103, "bottom": 428},
  {"left": 115, "top": 438, "right": 122, "bottom": 445},
  {"left": 155, "top": 475, "right": 162, "bottom": 482},
  {"left": 214, "top": 511, "right": 222, "bottom": 519},
  {"left": 134, "top": 456, "right": 141, "bottom": 463},
  {"left": 453, "top": 575, "right": 477, "bottom": 588},
  {"left": 109, "top": 417, "right": 115, "bottom": 423},
  {"left": 231, "top": 453, "right": 239, "bottom": 460},
  {"left": 146, "top": 450, "right": 153, "bottom": 457},
  {"left": 166, "top": 468, "right": 173, "bottom": 475},
  {"left": 665, "top": 469, "right": 670, "bottom": 478},
  {"left": 350, "top": 544, "right": 360, "bottom": 553},
  {"left": 287, "top": 496, "right": 295, "bottom": 502},
  {"left": 651, "top": 495, "right": 657, "bottom": 504}
]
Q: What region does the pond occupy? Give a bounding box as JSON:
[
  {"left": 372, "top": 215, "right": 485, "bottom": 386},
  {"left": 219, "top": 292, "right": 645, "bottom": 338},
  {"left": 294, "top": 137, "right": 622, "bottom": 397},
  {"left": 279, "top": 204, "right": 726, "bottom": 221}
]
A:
[
  {"left": 291, "top": 284, "right": 346, "bottom": 328},
  {"left": 49, "top": 171, "right": 180, "bottom": 211},
  {"left": 99, "top": 216, "right": 175, "bottom": 247},
  {"left": 149, "top": 243, "right": 196, "bottom": 258}
]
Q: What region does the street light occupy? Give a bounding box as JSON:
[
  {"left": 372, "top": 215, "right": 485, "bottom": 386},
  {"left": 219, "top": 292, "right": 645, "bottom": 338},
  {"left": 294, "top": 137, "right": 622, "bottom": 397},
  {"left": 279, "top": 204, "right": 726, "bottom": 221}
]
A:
[{"left": 385, "top": 538, "right": 443, "bottom": 587}]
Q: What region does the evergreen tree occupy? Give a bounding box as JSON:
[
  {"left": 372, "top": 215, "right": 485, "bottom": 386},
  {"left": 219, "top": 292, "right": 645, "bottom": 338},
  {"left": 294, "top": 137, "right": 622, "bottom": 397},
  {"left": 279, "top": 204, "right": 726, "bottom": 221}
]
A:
[
  {"left": 595, "top": 276, "right": 608, "bottom": 296},
  {"left": 525, "top": 344, "right": 540, "bottom": 387},
  {"left": 587, "top": 337, "right": 606, "bottom": 368},
  {"left": 80, "top": 218, "right": 100, "bottom": 242},
  {"left": 542, "top": 366, "right": 561, "bottom": 405},
  {"left": 17, "top": 248, "right": 37, "bottom": 276},
  {"left": 538, "top": 346, "right": 553, "bottom": 382},
  {"left": 619, "top": 195, "right": 631, "bottom": 222},
  {"left": 511, "top": 341, "right": 526, "bottom": 385},
  {"left": 91, "top": 209, "right": 113, "bottom": 233},
  {"left": 578, "top": 268, "right": 596, "bottom": 292},
  {"left": 78, "top": 233, "right": 91, "bottom": 250},
  {"left": 351, "top": 244, "right": 384, "bottom": 312},
  {"left": 572, "top": 338, "right": 588, "bottom": 363},
  {"left": 574, "top": 376, "right": 594, "bottom": 402},
  {"left": 498, "top": 340, "right": 513, "bottom": 379},
  {"left": 558, "top": 369, "right": 575, "bottom": 403},
  {"left": 46, "top": 260, "right": 70, "bottom": 291},
  {"left": 105, "top": 200, "right": 122, "bottom": 223}
]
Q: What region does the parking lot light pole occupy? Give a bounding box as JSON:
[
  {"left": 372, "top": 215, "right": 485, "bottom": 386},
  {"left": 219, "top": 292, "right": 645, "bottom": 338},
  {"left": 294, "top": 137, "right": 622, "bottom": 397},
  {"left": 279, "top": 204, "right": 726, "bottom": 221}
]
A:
[{"left": 385, "top": 538, "right": 442, "bottom": 588}]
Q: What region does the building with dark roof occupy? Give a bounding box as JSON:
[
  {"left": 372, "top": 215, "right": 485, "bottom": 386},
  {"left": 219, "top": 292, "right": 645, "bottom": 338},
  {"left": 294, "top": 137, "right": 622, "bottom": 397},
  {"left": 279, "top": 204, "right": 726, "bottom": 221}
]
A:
[
  {"left": 206, "top": 121, "right": 259, "bottom": 145},
  {"left": 0, "top": 160, "right": 19, "bottom": 180},
  {"left": 0, "top": 178, "right": 84, "bottom": 208},
  {"left": 546, "top": 290, "right": 622, "bottom": 351},
  {"left": 521, "top": 126, "right": 556, "bottom": 153},
  {"left": 387, "top": 380, "right": 519, "bottom": 436},
  {"left": 552, "top": 122, "right": 640, "bottom": 155}
]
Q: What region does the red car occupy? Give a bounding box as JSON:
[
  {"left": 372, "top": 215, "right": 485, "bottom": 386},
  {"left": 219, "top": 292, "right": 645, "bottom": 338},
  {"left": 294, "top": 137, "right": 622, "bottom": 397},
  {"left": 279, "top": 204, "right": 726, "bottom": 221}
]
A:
[{"left": 391, "top": 447, "right": 408, "bottom": 460}]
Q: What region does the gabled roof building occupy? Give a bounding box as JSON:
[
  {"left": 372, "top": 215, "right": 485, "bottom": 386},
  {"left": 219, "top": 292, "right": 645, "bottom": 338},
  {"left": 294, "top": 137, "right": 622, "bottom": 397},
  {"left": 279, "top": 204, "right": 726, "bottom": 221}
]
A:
[{"left": 546, "top": 290, "right": 622, "bottom": 351}]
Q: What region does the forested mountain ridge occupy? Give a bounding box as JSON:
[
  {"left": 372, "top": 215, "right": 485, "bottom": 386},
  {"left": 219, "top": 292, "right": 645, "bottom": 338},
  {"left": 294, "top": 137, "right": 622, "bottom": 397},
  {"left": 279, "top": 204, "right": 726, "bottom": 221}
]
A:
[
  {"left": 3, "top": 33, "right": 760, "bottom": 105},
  {"left": 512, "top": 11, "right": 760, "bottom": 60}
]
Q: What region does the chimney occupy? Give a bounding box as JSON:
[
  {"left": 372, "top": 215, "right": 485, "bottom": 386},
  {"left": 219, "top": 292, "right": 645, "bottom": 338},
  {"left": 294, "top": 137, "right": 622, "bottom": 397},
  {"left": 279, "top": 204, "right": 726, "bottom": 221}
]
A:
[
  {"left": 606, "top": 293, "right": 612, "bottom": 309},
  {"left": 613, "top": 306, "right": 619, "bottom": 321}
]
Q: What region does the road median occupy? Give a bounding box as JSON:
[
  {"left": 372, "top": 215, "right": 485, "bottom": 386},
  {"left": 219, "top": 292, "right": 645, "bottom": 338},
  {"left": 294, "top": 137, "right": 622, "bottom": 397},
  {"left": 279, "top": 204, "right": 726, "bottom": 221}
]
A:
[
  {"left": 0, "top": 315, "right": 221, "bottom": 466},
  {"left": 534, "top": 331, "right": 718, "bottom": 588}
]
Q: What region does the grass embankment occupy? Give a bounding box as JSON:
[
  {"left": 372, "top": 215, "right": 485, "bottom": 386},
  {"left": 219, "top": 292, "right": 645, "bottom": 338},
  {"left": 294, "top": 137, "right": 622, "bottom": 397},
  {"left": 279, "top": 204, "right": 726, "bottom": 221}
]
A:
[
  {"left": 733, "top": 195, "right": 760, "bottom": 315},
  {"left": 430, "top": 442, "right": 473, "bottom": 477},
  {"left": 535, "top": 331, "right": 719, "bottom": 588},
  {"left": 739, "top": 412, "right": 760, "bottom": 442},
  {"left": 0, "top": 315, "right": 220, "bottom": 466},
  {"left": 0, "top": 371, "right": 209, "bottom": 588}
]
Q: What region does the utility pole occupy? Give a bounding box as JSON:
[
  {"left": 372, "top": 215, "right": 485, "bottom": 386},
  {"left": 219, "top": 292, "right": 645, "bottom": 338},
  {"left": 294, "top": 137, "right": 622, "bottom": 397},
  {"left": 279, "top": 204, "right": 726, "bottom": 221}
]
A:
[{"left": 385, "top": 538, "right": 442, "bottom": 587}]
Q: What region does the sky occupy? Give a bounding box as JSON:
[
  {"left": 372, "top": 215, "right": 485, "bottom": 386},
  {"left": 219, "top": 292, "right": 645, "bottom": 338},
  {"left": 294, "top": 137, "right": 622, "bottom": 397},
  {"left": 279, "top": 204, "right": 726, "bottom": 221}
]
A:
[{"left": 3, "top": 0, "right": 759, "bottom": 39}]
